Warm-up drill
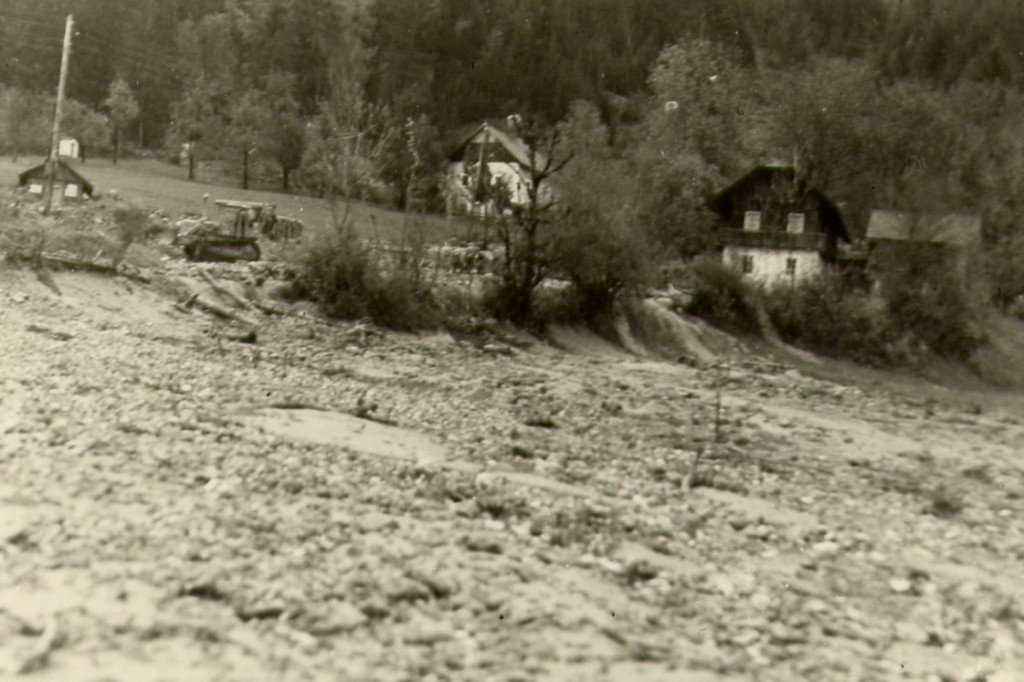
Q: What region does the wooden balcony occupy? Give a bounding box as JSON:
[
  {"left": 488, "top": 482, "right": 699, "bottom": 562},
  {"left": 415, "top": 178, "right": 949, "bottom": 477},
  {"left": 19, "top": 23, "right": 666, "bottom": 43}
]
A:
[{"left": 717, "top": 229, "right": 825, "bottom": 251}]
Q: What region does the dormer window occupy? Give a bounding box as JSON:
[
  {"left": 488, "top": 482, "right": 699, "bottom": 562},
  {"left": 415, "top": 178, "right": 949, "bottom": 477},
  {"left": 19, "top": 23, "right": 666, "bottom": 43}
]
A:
[
  {"left": 743, "top": 211, "right": 762, "bottom": 232},
  {"left": 787, "top": 212, "right": 806, "bottom": 234}
]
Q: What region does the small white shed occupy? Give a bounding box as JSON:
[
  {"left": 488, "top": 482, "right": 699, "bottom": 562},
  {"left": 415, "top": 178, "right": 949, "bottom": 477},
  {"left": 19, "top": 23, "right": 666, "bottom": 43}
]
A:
[{"left": 58, "top": 137, "right": 80, "bottom": 159}]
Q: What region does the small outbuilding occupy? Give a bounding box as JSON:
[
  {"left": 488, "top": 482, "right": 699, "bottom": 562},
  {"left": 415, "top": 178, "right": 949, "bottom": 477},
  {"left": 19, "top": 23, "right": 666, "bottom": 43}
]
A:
[
  {"left": 865, "top": 210, "right": 982, "bottom": 295},
  {"left": 58, "top": 137, "right": 80, "bottom": 159},
  {"left": 709, "top": 164, "right": 850, "bottom": 286},
  {"left": 17, "top": 160, "right": 94, "bottom": 203}
]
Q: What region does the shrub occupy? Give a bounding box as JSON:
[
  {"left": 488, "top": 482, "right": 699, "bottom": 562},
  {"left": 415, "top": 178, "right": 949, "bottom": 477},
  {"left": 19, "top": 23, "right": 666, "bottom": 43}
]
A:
[
  {"left": 683, "top": 259, "right": 761, "bottom": 335},
  {"left": 290, "top": 226, "right": 440, "bottom": 331},
  {"left": 764, "top": 272, "right": 898, "bottom": 365},
  {"left": 885, "top": 277, "right": 984, "bottom": 360},
  {"left": 111, "top": 205, "right": 152, "bottom": 265},
  {"left": 927, "top": 486, "right": 965, "bottom": 517},
  {"left": 872, "top": 243, "right": 985, "bottom": 360}
]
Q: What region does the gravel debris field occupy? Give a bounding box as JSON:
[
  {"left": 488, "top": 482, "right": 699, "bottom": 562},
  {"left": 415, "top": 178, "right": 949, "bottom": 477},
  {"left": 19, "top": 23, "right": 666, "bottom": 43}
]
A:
[{"left": 1, "top": 255, "right": 1023, "bottom": 681}]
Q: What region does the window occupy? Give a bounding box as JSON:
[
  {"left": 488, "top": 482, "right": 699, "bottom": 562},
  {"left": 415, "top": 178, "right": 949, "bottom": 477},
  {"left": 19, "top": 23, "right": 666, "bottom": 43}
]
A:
[
  {"left": 743, "top": 211, "right": 762, "bottom": 232},
  {"left": 64, "top": 184, "right": 79, "bottom": 198},
  {"left": 742, "top": 255, "right": 754, "bottom": 274},
  {"left": 785, "top": 257, "right": 797, "bottom": 275},
  {"left": 787, "top": 212, "right": 806, "bottom": 234}
]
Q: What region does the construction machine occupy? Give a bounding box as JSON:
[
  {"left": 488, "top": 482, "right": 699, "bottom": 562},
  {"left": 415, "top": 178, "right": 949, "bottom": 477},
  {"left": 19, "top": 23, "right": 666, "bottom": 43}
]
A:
[
  {"left": 214, "top": 200, "right": 304, "bottom": 242},
  {"left": 175, "top": 198, "right": 305, "bottom": 262}
]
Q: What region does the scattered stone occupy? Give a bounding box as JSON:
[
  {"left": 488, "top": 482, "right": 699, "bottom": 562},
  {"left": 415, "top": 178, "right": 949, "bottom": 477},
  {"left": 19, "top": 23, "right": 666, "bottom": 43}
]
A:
[
  {"left": 358, "top": 598, "right": 390, "bottom": 620},
  {"left": 810, "top": 541, "right": 841, "bottom": 559},
  {"left": 890, "top": 578, "right": 913, "bottom": 594},
  {"left": 894, "top": 621, "right": 930, "bottom": 645},
  {"left": 307, "top": 603, "right": 368, "bottom": 635},
  {"left": 463, "top": 534, "right": 503, "bottom": 554},
  {"left": 357, "top": 512, "right": 398, "bottom": 534},
  {"left": 386, "top": 579, "right": 433, "bottom": 604},
  {"left": 409, "top": 568, "right": 458, "bottom": 599},
  {"left": 402, "top": 616, "right": 455, "bottom": 645},
  {"left": 728, "top": 516, "right": 752, "bottom": 531},
  {"left": 707, "top": 574, "right": 735, "bottom": 597},
  {"left": 768, "top": 623, "right": 807, "bottom": 646}
]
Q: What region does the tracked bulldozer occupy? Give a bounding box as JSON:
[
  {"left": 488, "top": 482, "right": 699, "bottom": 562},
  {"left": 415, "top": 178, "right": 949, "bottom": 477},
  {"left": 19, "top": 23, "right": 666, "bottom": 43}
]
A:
[
  {"left": 174, "top": 200, "right": 304, "bottom": 263},
  {"left": 174, "top": 212, "right": 262, "bottom": 262},
  {"left": 215, "top": 200, "right": 304, "bottom": 242}
]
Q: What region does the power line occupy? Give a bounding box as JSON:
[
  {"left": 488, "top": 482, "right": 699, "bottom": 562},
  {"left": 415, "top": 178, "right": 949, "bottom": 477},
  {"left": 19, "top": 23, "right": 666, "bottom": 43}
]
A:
[{"left": 0, "top": 30, "right": 179, "bottom": 83}]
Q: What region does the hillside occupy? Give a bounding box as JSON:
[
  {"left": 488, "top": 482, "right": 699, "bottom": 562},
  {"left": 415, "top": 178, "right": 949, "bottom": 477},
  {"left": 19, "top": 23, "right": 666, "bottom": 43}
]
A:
[{"left": 1, "top": 192, "right": 1022, "bottom": 681}]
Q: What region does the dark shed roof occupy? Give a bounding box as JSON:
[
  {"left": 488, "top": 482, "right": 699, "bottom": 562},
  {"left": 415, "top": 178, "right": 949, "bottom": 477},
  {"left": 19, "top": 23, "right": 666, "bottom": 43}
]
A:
[
  {"left": 449, "top": 122, "right": 546, "bottom": 171},
  {"left": 710, "top": 164, "right": 850, "bottom": 243},
  {"left": 18, "top": 160, "right": 94, "bottom": 197},
  {"left": 866, "top": 210, "right": 980, "bottom": 247}
]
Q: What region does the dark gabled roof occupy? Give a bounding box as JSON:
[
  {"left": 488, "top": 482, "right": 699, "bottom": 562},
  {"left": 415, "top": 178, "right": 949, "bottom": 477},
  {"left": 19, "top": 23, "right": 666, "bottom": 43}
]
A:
[
  {"left": 449, "top": 122, "right": 546, "bottom": 171},
  {"left": 18, "top": 160, "right": 94, "bottom": 197},
  {"left": 709, "top": 164, "right": 850, "bottom": 243},
  {"left": 866, "top": 210, "right": 981, "bottom": 247}
]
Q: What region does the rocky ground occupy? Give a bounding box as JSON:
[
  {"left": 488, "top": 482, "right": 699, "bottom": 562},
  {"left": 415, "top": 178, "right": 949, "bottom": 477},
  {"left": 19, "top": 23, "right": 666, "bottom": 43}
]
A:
[{"left": 1, "top": 215, "right": 1023, "bottom": 681}]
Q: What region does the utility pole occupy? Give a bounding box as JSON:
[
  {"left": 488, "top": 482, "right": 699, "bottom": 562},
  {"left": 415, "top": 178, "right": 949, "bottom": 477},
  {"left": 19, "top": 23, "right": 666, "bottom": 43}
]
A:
[{"left": 43, "top": 14, "right": 74, "bottom": 216}]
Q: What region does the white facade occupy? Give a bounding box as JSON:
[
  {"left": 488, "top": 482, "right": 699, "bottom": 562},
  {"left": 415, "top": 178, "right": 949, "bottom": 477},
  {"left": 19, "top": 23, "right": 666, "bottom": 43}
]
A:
[
  {"left": 447, "top": 161, "right": 551, "bottom": 218},
  {"left": 58, "top": 137, "right": 79, "bottom": 159},
  {"left": 723, "top": 245, "right": 823, "bottom": 287}
]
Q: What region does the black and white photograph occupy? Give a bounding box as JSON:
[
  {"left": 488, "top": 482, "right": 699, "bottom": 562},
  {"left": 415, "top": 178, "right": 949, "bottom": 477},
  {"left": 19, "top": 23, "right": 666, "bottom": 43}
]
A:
[{"left": 0, "top": 1, "right": 1022, "bottom": 680}]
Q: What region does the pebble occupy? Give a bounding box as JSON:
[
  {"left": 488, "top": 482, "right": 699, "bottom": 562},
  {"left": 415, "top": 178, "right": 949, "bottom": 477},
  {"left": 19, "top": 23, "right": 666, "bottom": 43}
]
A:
[
  {"left": 894, "top": 621, "right": 930, "bottom": 644},
  {"left": 707, "top": 574, "right": 735, "bottom": 597},
  {"left": 889, "top": 578, "right": 913, "bottom": 594},
  {"left": 769, "top": 623, "right": 808, "bottom": 646},
  {"left": 810, "top": 541, "right": 841, "bottom": 559},
  {"left": 464, "top": 534, "right": 504, "bottom": 554},
  {"left": 385, "top": 579, "right": 432, "bottom": 604},
  {"left": 402, "top": 616, "right": 455, "bottom": 645},
  {"left": 309, "top": 603, "right": 368, "bottom": 634}
]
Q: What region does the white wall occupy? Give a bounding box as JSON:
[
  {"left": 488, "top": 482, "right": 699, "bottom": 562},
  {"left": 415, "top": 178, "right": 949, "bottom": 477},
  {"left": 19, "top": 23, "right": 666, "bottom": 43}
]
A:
[
  {"left": 58, "top": 138, "right": 79, "bottom": 159},
  {"left": 722, "top": 246, "right": 823, "bottom": 287},
  {"left": 447, "top": 161, "right": 532, "bottom": 216}
]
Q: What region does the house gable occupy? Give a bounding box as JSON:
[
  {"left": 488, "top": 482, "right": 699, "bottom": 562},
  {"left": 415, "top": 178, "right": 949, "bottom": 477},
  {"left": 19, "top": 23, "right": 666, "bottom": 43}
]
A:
[
  {"left": 17, "top": 160, "right": 94, "bottom": 199},
  {"left": 446, "top": 122, "right": 551, "bottom": 218},
  {"left": 709, "top": 165, "right": 850, "bottom": 243},
  {"left": 709, "top": 165, "right": 849, "bottom": 286},
  {"left": 448, "top": 122, "right": 546, "bottom": 172}
]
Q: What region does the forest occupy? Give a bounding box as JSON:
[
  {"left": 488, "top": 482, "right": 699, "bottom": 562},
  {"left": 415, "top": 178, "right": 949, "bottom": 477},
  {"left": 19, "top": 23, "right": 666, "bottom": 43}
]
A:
[{"left": 2, "top": 0, "right": 1024, "bottom": 328}]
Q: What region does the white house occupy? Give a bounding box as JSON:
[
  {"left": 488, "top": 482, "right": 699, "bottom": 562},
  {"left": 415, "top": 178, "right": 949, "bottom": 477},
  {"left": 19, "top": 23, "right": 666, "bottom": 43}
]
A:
[
  {"left": 446, "top": 122, "right": 549, "bottom": 218},
  {"left": 709, "top": 164, "right": 850, "bottom": 287}
]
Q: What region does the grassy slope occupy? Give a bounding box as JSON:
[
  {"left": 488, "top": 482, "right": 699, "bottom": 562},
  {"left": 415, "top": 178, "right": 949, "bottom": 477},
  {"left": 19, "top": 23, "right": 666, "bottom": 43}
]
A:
[{"left": 0, "top": 157, "right": 479, "bottom": 245}]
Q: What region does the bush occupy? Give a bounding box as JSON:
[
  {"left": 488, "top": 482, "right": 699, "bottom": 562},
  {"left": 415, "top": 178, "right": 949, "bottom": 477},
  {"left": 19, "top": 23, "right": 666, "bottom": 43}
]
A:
[
  {"left": 764, "top": 265, "right": 982, "bottom": 364},
  {"left": 885, "top": 278, "right": 984, "bottom": 360},
  {"left": 683, "top": 259, "right": 761, "bottom": 335},
  {"left": 764, "top": 272, "right": 899, "bottom": 365},
  {"left": 289, "top": 226, "right": 440, "bottom": 331},
  {"left": 111, "top": 206, "right": 152, "bottom": 265}
]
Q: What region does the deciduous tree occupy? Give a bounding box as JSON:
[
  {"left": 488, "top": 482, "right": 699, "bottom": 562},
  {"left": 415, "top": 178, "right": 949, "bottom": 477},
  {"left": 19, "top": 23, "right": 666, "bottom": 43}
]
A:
[{"left": 103, "top": 76, "right": 139, "bottom": 164}]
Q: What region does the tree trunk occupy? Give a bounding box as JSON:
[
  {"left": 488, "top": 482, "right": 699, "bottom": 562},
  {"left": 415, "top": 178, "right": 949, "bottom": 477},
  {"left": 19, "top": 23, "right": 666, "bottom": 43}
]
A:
[
  {"left": 113, "top": 127, "right": 120, "bottom": 164},
  {"left": 188, "top": 150, "right": 196, "bottom": 181},
  {"left": 282, "top": 165, "right": 290, "bottom": 191},
  {"left": 243, "top": 149, "right": 250, "bottom": 190}
]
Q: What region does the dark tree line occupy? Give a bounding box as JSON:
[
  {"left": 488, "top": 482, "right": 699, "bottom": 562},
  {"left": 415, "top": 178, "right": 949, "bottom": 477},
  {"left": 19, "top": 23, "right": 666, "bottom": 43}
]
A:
[{"left": 6, "top": 0, "right": 1024, "bottom": 148}]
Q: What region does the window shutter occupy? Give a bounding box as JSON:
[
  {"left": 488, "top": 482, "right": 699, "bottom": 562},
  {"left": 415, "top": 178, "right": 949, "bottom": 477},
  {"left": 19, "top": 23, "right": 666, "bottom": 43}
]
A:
[
  {"left": 743, "top": 211, "right": 762, "bottom": 232},
  {"left": 787, "top": 212, "right": 806, "bottom": 234}
]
